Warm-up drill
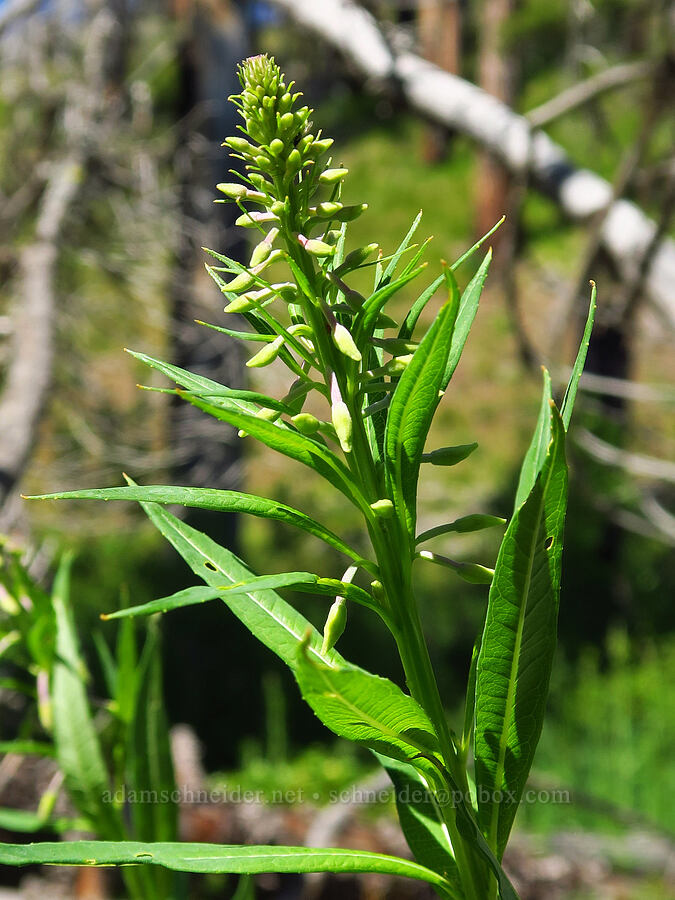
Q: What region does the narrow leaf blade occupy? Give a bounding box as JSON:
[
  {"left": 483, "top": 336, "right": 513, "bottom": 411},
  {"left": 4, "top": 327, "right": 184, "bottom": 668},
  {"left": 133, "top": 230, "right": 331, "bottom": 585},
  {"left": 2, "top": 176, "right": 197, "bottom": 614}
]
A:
[
  {"left": 475, "top": 406, "right": 568, "bottom": 856},
  {"left": 0, "top": 841, "right": 452, "bottom": 889}
]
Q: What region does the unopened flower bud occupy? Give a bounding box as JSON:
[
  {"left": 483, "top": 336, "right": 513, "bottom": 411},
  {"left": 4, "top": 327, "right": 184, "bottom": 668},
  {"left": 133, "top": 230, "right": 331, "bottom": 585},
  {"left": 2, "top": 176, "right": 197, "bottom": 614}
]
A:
[
  {"left": 370, "top": 499, "right": 394, "bottom": 518},
  {"left": 333, "top": 323, "right": 362, "bottom": 362},
  {"left": 321, "top": 596, "right": 347, "bottom": 655},
  {"left": 285, "top": 148, "right": 302, "bottom": 175},
  {"left": 291, "top": 413, "right": 320, "bottom": 435},
  {"left": 216, "top": 182, "right": 248, "bottom": 200},
  {"left": 331, "top": 400, "right": 353, "bottom": 453},
  {"left": 333, "top": 243, "right": 379, "bottom": 277},
  {"left": 319, "top": 168, "right": 349, "bottom": 184},
  {"left": 235, "top": 211, "right": 279, "bottom": 228},
  {"left": 268, "top": 138, "right": 285, "bottom": 156},
  {"left": 298, "top": 234, "right": 335, "bottom": 257},
  {"left": 246, "top": 335, "right": 284, "bottom": 368},
  {"left": 317, "top": 201, "right": 343, "bottom": 217},
  {"left": 226, "top": 271, "right": 255, "bottom": 292}
]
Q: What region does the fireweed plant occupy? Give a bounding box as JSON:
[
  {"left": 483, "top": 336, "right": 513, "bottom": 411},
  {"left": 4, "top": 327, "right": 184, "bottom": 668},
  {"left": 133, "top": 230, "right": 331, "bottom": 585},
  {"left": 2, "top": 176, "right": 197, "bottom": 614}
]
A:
[{"left": 3, "top": 56, "right": 595, "bottom": 899}]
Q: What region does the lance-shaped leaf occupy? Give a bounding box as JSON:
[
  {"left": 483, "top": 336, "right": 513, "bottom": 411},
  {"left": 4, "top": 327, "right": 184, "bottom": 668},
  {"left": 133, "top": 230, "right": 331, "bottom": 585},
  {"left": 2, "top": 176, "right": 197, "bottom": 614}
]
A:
[
  {"left": 441, "top": 250, "right": 492, "bottom": 390},
  {"left": 0, "top": 841, "right": 454, "bottom": 890},
  {"left": 29, "top": 485, "right": 368, "bottom": 568},
  {"left": 355, "top": 265, "right": 429, "bottom": 344},
  {"left": 377, "top": 210, "right": 423, "bottom": 288},
  {"left": 295, "top": 648, "right": 440, "bottom": 764},
  {"left": 51, "top": 557, "right": 123, "bottom": 839},
  {"left": 561, "top": 282, "right": 596, "bottom": 431},
  {"left": 180, "top": 395, "right": 370, "bottom": 515},
  {"left": 103, "top": 575, "right": 378, "bottom": 621},
  {"left": 513, "top": 368, "right": 553, "bottom": 511},
  {"left": 374, "top": 752, "right": 461, "bottom": 895},
  {"left": 132, "top": 494, "right": 343, "bottom": 673},
  {"left": 126, "top": 350, "right": 263, "bottom": 418},
  {"left": 474, "top": 406, "right": 568, "bottom": 857},
  {"left": 385, "top": 295, "right": 459, "bottom": 537}
]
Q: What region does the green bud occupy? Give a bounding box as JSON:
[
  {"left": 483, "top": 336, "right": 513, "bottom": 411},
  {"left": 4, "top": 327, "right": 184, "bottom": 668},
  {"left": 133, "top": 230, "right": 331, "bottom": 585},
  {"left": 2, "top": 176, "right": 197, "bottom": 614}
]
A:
[
  {"left": 246, "top": 335, "right": 284, "bottom": 368},
  {"left": 309, "top": 137, "right": 334, "bottom": 155},
  {"left": 370, "top": 499, "right": 394, "bottom": 518},
  {"left": 224, "top": 136, "right": 256, "bottom": 155},
  {"left": 421, "top": 443, "right": 478, "bottom": 466},
  {"left": 279, "top": 112, "right": 295, "bottom": 132},
  {"left": 301, "top": 237, "right": 335, "bottom": 257},
  {"left": 226, "top": 271, "right": 255, "bottom": 292},
  {"left": 249, "top": 228, "right": 278, "bottom": 267},
  {"left": 224, "top": 296, "right": 256, "bottom": 313},
  {"left": 269, "top": 138, "right": 285, "bottom": 156},
  {"left": 216, "top": 182, "right": 248, "bottom": 200},
  {"left": 319, "top": 167, "right": 349, "bottom": 184},
  {"left": 333, "top": 243, "right": 379, "bottom": 277},
  {"left": 285, "top": 148, "right": 302, "bottom": 175},
  {"left": 321, "top": 596, "right": 347, "bottom": 655},
  {"left": 235, "top": 211, "right": 279, "bottom": 228},
  {"left": 332, "top": 400, "right": 353, "bottom": 453},
  {"left": 270, "top": 200, "right": 286, "bottom": 216},
  {"left": 291, "top": 413, "right": 320, "bottom": 435},
  {"left": 316, "top": 201, "right": 343, "bottom": 217},
  {"left": 370, "top": 580, "right": 385, "bottom": 602},
  {"left": 333, "top": 323, "right": 362, "bottom": 362}
]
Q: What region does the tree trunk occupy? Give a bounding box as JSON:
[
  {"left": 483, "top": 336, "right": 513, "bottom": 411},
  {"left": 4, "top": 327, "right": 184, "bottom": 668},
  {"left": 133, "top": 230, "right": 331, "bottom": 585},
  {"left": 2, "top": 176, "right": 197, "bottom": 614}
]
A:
[
  {"left": 475, "top": 0, "right": 515, "bottom": 248},
  {"left": 417, "top": 0, "right": 461, "bottom": 162}
]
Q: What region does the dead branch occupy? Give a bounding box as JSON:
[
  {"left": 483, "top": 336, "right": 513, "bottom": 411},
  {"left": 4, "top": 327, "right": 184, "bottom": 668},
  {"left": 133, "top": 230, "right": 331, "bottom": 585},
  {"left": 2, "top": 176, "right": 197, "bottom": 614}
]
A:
[
  {"left": 0, "top": 7, "right": 121, "bottom": 526},
  {"left": 270, "top": 0, "right": 675, "bottom": 329},
  {"left": 526, "top": 60, "right": 654, "bottom": 129},
  {"left": 576, "top": 429, "right": 675, "bottom": 483}
]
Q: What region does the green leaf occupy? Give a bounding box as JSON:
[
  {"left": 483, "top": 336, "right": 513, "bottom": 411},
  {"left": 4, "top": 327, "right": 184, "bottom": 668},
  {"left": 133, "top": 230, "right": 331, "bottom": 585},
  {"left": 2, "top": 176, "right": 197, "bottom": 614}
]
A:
[
  {"left": 115, "top": 613, "right": 138, "bottom": 726},
  {"left": 441, "top": 250, "right": 492, "bottom": 390},
  {"left": 0, "top": 841, "right": 453, "bottom": 889},
  {"left": 561, "top": 282, "right": 596, "bottom": 431},
  {"left": 195, "top": 319, "right": 278, "bottom": 342},
  {"left": 0, "top": 809, "right": 86, "bottom": 834},
  {"left": 295, "top": 649, "right": 440, "bottom": 763},
  {"left": 356, "top": 266, "right": 428, "bottom": 344},
  {"left": 51, "top": 556, "right": 123, "bottom": 839},
  {"left": 385, "top": 295, "right": 460, "bottom": 537},
  {"left": 398, "top": 274, "right": 444, "bottom": 341},
  {"left": 378, "top": 210, "right": 423, "bottom": 287},
  {"left": 513, "top": 368, "right": 552, "bottom": 511},
  {"left": 375, "top": 753, "right": 461, "bottom": 896},
  {"left": 178, "top": 397, "right": 370, "bottom": 514},
  {"left": 127, "top": 624, "right": 178, "bottom": 849},
  {"left": 133, "top": 495, "right": 343, "bottom": 673},
  {"left": 449, "top": 217, "right": 504, "bottom": 273},
  {"left": 103, "top": 585, "right": 226, "bottom": 620},
  {"left": 0, "top": 740, "right": 55, "bottom": 757},
  {"left": 474, "top": 406, "right": 568, "bottom": 857},
  {"left": 30, "top": 485, "right": 368, "bottom": 568},
  {"left": 126, "top": 350, "right": 264, "bottom": 418}
]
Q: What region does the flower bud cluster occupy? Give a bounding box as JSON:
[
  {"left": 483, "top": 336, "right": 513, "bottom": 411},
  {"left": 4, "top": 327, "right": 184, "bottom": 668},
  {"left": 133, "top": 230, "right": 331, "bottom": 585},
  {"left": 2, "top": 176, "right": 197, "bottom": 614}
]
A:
[{"left": 223, "top": 55, "right": 342, "bottom": 219}]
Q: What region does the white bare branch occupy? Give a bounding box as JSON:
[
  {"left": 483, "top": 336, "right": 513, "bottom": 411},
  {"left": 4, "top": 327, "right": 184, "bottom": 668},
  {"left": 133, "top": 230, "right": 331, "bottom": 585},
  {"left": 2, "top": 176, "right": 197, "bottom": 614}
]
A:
[{"left": 270, "top": 0, "right": 675, "bottom": 328}]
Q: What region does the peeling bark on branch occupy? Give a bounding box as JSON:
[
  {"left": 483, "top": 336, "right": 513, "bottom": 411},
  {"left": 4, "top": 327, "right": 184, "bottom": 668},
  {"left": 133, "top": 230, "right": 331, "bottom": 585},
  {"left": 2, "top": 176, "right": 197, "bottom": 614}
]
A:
[{"left": 270, "top": 0, "right": 675, "bottom": 328}]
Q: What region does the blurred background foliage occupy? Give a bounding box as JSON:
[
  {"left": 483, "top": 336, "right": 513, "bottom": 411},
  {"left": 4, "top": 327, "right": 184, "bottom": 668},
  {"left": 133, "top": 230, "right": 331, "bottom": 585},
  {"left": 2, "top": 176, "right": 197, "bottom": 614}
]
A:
[{"left": 0, "top": 0, "right": 673, "bottom": 895}]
